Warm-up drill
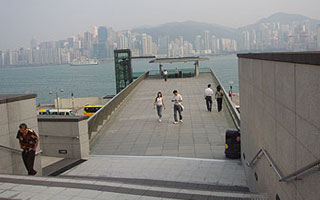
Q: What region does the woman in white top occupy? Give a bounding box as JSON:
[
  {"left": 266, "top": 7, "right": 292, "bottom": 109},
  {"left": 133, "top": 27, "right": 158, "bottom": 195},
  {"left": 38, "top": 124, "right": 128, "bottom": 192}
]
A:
[{"left": 154, "top": 92, "right": 166, "bottom": 122}]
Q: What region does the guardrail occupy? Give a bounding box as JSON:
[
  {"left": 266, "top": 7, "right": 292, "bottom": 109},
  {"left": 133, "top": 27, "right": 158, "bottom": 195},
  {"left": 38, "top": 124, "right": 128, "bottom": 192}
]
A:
[
  {"left": 247, "top": 148, "right": 320, "bottom": 182},
  {"left": 88, "top": 71, "right": 149, "bottom": 141},
  {"left": 0, "top": 144, "right": 42, "bottom": 155},
  {"left": 209, "top": 68, "right": 240, "bottom": 129}
]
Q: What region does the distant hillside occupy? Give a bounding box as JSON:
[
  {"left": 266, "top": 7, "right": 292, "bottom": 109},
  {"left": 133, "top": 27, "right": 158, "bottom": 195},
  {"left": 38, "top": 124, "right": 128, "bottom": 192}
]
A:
[
  {"left": 132, "top": 21, "right": 239, "bottom": 41},
  {"left": 239, "top": 12, "right": 320, "bottom": 31},
  {"left": 131, "top": 13, "right": 320, "bottom": 42}
]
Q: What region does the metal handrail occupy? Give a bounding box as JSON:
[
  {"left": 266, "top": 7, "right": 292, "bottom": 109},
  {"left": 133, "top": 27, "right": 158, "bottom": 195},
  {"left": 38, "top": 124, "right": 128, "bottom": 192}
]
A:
[
  {"left": 0, "top": 144, "right": 42, "bottom": 155},
  {"left": 247, "top": 148, "right": 320, "bottom": 182},
  {"left": 280, "top": 159, "right": 320, "bottom": 182},
  {"left": 0, "top": 144, "right": 22, "bottom": 153}
]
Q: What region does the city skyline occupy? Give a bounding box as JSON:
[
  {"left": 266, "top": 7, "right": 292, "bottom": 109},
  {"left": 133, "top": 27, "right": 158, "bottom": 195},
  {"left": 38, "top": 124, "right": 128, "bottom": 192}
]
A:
[
  {"left": 1, "top": 13, "right": 319, "bottom": 68},
  {"left": 1, "top": 0, "right": 320, "bottom": 50}
]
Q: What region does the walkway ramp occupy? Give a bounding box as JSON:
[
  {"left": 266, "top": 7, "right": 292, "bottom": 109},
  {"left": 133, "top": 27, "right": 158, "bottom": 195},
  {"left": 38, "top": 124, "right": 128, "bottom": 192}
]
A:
[{"left": 91, "top": 73, "right": 235, "bottom": 159}]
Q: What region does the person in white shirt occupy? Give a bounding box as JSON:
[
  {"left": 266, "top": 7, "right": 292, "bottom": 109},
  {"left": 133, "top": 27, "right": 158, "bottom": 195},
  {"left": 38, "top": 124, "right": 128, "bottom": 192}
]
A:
[
  {"left": 172, "top": 90, "right": 183, "bottom": 124},
  {"left": 163, "top": 70, "right": 168, "bottom": 82},
  {"left": 154, "top": 92, "right": 166, "bottom": 122},
  {"left": 204, "top": 84, "right": 214, "bottom": 112}
]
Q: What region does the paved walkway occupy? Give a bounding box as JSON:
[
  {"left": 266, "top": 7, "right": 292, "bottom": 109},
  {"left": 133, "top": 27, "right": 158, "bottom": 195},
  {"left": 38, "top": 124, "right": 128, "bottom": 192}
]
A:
[
  {"left": 91, "top": 73, "right": 236, "bottom": 159},
  {"left": 63, "top": 156, "right": 247, "bottom": 187}
]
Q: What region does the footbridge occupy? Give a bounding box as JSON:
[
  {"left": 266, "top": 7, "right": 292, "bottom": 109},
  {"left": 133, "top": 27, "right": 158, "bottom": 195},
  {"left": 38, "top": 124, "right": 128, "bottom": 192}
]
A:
[{"left": 89, "top": 70, "right": 239, "bottom": 159}]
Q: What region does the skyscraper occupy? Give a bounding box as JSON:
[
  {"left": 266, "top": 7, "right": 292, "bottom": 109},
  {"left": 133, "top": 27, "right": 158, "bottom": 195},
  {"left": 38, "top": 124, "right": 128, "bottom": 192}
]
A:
[
  {"left": 98, "top": 26, "right": 108, "bottom": 44},
  {"left": 93, "top": 26, "right": 98, "bottom": 38},
  {"left": 30, "top": 38, "right": 38, "bottom": 49},
  {"left": 194, "top": 35, "right": 201, "bottom": 54},
  {"left": 0, "top": 51, "right": 4, "bottom": 67},
  {"left": 204, "top": 31, "right": 210, "bottom": 51},
  {"left": 83, "top": 32, "right": 93, "bottom": 50},
  {"left": 141, "top": 34, "right": 153, "bottom": 56},
  {"left": 242, "top": 31, "right": 250, "bottom": 50},
  {"left": 317, "top": 25, "right": 320, "bottom": 50},
  {"left": 119, "top": 33, "right": 129, "bottom": 49}
]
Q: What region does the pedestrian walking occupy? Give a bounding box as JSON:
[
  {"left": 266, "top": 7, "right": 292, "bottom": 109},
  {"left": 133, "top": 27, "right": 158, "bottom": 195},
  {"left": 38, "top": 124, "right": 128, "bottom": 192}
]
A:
[
  {"left": 154, "top": 91, "right": 166, "bottom": 122},
  {"left": 204, "top": 84, "right": 214, "bottom": 112},
  {"left": 16, "top": 123, "right": 39, "bottom": 175},
  {"left": 228, "top": 86, "right": 233, "bottom": 99},
  {"left": 172, "top": 90, "right": 183, "bottom": 124},
  {"left": 163, "top": 70, "right": 168, "bottom": 82},
  {"left": 175, "top": 68, "right": 179, "bottom": 78},
  {"left": 215, "top": 85, "right": 224, "bottom": 112}
]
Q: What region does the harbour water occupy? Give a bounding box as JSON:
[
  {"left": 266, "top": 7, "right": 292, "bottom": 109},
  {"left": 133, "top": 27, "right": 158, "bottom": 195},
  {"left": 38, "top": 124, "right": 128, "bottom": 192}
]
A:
[{"left": 0, "top": 55, "right": 238, "bottom": 104}]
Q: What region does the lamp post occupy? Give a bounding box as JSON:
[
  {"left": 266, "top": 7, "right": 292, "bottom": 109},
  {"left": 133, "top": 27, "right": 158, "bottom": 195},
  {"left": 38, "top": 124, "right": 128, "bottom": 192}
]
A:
[{"left": 49, "top": 89, "right": 64, "bottom": 112}]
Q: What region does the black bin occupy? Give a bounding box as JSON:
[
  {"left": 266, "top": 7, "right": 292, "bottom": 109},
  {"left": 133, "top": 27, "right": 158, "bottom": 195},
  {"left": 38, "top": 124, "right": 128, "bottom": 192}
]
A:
[{"left": 225, "top": 129, "right": 241, "bottom": 159}]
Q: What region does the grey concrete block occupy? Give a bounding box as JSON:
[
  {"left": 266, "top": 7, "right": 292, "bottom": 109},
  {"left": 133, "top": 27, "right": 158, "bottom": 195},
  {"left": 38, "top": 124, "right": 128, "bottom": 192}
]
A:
[{"left": 275, "top": 61, "right": 295, "bottom": 111}]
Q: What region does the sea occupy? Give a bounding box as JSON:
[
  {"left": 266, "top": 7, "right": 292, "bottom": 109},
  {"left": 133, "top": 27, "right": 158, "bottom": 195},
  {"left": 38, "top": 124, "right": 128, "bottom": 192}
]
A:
[{"left": 0, "top": 55, "right": 238, "bottom": 104}]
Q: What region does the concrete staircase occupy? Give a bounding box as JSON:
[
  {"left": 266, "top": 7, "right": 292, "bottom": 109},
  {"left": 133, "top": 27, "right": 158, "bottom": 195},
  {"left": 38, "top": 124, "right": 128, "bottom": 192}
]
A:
[{"left": 0, "top": 174, "right": 268, "bottom": 200}]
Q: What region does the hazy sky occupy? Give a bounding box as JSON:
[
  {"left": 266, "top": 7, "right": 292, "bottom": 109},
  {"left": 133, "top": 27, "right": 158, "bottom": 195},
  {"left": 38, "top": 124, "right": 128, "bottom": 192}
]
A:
[{"left": 0, "top": 0, "right": 319, "bottom": 50}]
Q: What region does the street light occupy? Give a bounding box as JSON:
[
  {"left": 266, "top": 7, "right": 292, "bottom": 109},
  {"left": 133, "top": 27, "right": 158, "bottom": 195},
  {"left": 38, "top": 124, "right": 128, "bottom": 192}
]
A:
[{"left": 49, "top": 89, "right": 64, "bottom": 112}]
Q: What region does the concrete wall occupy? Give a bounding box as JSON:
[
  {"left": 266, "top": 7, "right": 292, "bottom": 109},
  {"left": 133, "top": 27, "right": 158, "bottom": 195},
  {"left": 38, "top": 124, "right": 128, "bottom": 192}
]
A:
[
  {"left": 55, "top": 97, "right": 108, "bottom": 109},
  {"left": 0, "top": 94, "right": 42, "bottom": 176},
  {"left": 238, "top": 54, "right": 320, "bottom": 200},
  {"left": 38, "top": 115, "right": 89, "bottom": 159}
]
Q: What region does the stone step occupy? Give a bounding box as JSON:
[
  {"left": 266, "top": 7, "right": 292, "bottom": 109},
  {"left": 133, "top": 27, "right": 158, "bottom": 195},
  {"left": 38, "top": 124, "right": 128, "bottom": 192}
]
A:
[
  {"left": 0, "top": 174, "right": 268, "bottom": 200},
  {"left": 42, "top": 158, "right": 86, "bottom": 176},
  {"left": 59, "top": 174, "right": 250, "bottom": 193}
]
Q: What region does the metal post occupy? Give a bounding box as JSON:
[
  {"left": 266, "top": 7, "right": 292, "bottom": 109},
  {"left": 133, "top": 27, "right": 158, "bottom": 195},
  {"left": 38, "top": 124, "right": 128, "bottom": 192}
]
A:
[
  {"left": 56, "top": 92, "right": 59, "bottom": 113},
  {"left": 194, "top": 61, "right": 199, "bottom": 77}
]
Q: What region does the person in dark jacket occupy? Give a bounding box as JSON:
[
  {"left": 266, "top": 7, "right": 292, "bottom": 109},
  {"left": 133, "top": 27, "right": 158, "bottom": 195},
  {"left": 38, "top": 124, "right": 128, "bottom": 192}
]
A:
[
  {"left": 16, "top": 123, "right": 39, "bottom": 175},
  {"left": 215, "top": 85, "right": 224, "bottom": 112}
]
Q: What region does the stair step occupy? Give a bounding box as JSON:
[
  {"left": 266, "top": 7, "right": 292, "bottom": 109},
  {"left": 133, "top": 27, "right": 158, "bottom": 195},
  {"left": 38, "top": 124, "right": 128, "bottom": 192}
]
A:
[
  {"left": 42, "top": 158, "right": 86, "bottom": 176},
  {"left": 60, "top": 175, "right": 250, "bottom": 193},
  {"left": 0, "top": 175, "right": 268, "bottom": 200}
]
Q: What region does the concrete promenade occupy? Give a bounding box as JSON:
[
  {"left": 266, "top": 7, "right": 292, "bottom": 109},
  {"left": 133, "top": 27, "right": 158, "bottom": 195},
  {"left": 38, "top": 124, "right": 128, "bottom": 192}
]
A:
[{"left": 91, "top": 73, "right": 236, "bottom": 159}]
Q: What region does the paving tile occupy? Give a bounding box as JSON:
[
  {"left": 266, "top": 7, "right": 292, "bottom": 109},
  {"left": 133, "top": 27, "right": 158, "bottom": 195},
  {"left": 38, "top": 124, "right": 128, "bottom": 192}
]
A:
[{"left": 90, "top": 74, "right": 236, "bottom": 159}]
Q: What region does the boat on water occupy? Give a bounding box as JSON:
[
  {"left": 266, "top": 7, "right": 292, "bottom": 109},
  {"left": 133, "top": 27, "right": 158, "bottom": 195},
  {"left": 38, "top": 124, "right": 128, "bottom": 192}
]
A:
[{"left": 69, "top": 58, "right": 99, "bottom": 66}]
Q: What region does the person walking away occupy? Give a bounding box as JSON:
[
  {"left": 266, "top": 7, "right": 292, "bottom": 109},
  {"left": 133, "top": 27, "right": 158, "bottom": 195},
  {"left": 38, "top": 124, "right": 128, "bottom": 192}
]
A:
[
  {"left": 204, "top": 84, "right": 214, "bottom": 112},
  {"left": 154, "top": 92, "right": 166, "bottom": 122},
  {"left": 172, "top": 90, "right": 183, "bottom": 124},
  {"left": 215, "top": 85, "right": 224, "bottom": 112},
  {"left": 16, "top": 123, "right": 39, "bottom": 175},
  {"left": 163, "top": 70, "right": 168, "bottom": 82},
  {"left": 228, "top": 86, "right": 233, "bottom": 99},
  {"left": 175, "top": 68, "right": 179, "bottom": 78}
]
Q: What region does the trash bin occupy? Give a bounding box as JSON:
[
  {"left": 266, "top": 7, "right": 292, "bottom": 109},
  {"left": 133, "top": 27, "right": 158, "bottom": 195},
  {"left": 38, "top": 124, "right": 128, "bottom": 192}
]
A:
[{"left": 225, "top": 129, "right": 241, "bottom": 159}]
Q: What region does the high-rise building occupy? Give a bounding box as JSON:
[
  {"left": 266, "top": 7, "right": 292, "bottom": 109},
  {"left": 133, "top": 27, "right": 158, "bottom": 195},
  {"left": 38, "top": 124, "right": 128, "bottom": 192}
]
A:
[
  {"left": 242, "top": 31, "right": 250, "bottom": 50},
  {"left": 158, "top": 36, "right": 169, "bottom": 56},
  {"left": 119, "top": 33, "right": 129, "bottom": 49},
  {"left": 67, "top": 37, "right": 75, "bottom": 49},
  {"left": 93, "top": 43, "right": 107, "bottom": 59},
  {"left": 30, "top": 38, "right": 38, "bottom": 49},
  {"left": 141, "top": 34, "right": 153, "bottom": 56},
  {"left": 211, "top": 35, "right": 219, "bottom": 53},
  {"left": 0, "top": 51, "right": 4, "bottom": 67},
  {"left": 194, "top": 35, "right": 201, "bottom": 53},
  {"left": 83, "top": 32, "right": 93, "bottom": 50},
  {"left": 204, "top": 31, "right": 210, "bottom": 51},
  {"left": 98, "top": 26, "right": 108, "bottom": 44},
  {"left": 317, "top": 25, "right": 320, "bottom": 50},
  {"left": 93, "top": 26, "right": 98, "bottom": 38}
]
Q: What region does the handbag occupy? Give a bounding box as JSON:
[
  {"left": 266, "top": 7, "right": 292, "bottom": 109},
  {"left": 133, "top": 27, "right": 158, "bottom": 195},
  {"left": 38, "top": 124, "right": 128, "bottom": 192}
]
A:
[{"left": 180, "top": 104, "right": 184, "bottom": 111}]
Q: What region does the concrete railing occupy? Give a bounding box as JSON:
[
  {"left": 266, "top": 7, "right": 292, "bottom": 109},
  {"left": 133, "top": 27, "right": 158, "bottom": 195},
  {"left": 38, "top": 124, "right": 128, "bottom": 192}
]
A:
[
  {"left": 88, "top": 72, "right": 149, "bottom": 141},
  {"left": 209, "top": 69, "right": 240, "bottom": 129}
]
